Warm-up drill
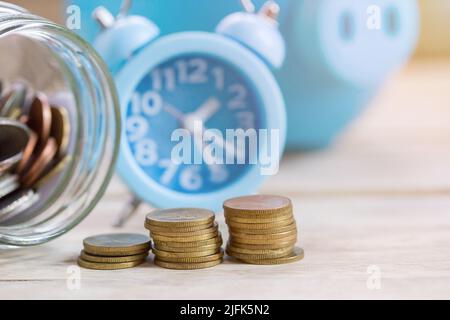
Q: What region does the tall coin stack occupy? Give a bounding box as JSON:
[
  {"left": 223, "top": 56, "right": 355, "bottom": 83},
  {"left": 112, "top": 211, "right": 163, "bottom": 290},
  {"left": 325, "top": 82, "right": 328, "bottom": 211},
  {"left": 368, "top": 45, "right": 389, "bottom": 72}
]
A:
[
  {"left": 224, "top": 195, "right": 304, "bottom": 265},
  {"left": 145, "top": 209, "right": 224, "bottom": 270},
  {"left": 0, "top": 81, "right": 71, "bottom": 223}
]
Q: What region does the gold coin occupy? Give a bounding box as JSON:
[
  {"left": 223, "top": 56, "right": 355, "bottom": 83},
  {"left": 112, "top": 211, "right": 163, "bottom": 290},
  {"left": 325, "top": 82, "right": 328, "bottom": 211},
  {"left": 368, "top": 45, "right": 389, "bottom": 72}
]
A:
[
  {"left": 154, "top": 258, "right": 223, "bottom": 270},
  {"left": 237, "top": 247, "right": 304, "bottom": 265},
  {"left": 83, "top": 233, "right": 151, "bottom": 257},
  {"left": 151, "top": 230, "right": 220, "bottom": 243},
  {"left": 224, "top": 206, "right": 293, "bottom": 219},
  {"left": 226, "top": 218, "right": 295, "bottom": 230},
  {"left": 230, "top": 234, "right": 297, "bottom": 246},
  {"left": 157, "top": 249, "right": 224, "bottom": 264},
  {"left": 153, "top": 247, "right": 220, "bottom": 258},
  {"left": 150, "top": 222, "right": 219, "bottom": 237},
  {"left": 153, "top": 235, "right": 223, "bottom": 248},
  {"left": 228, "top": 223, "right": 297, "bottom": 235},
  {"left": 79, "top": 250, "right": 148, "bottom": 263},
  {"left": 146, "top": 208, "right": 215, "bottom": 228},
  {"left": 154, "top": 242, "right": 222, "bottom": 253},
  {"left": 225, "top": 212, "right": 293, "bottom": 224},
  {"left": 230, "top": 240, "right": 297, "bottom": 250},
  {"left": 226, "top": 249, "right": 292, "bottom": 261},
  {"left": 223, "top": 195, "right": 292, "bottom": 214},
  {"left": 226, "top": 243, "right": 294, "bottom": 256},
  {"left": 50, "top": 106, "right": 70, "bottom": 157},
  {"left": 145, "top": 221, "right": 214, "bottom": 233},
  {"left": 77, "top": 257, "right": 146, "bottom": 270},
  {"left": 230, "top": 229, "right": 297, "bottom": 240}
]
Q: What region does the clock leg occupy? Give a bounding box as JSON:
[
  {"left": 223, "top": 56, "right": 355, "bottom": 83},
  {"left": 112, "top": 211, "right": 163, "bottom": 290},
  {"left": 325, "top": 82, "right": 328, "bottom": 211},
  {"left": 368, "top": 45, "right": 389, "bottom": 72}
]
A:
[{"left": 112, "top": 195, "right": 142, "bottom": 228}]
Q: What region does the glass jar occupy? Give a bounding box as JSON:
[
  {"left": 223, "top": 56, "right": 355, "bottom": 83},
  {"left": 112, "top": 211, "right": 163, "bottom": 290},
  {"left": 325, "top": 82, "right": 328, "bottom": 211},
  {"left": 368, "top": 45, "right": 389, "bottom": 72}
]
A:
[{"left": 0, "top": 2, "right": 120, "bottom": 246}]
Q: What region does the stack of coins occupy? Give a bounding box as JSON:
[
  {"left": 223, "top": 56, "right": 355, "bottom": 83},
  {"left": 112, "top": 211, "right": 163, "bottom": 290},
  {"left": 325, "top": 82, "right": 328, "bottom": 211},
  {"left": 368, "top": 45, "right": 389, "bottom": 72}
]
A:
[
  {"left": 78, "top": 233, "right": 151, "bottom": 270},
  {"left": 145, "top": 209, "right": 224, "bottom": 270},
  {"left": 0, "top": 80, "right": 71, "bottom": 223},
  {"left": 224, "top": 195, "right": 304, "bottom": 265}
]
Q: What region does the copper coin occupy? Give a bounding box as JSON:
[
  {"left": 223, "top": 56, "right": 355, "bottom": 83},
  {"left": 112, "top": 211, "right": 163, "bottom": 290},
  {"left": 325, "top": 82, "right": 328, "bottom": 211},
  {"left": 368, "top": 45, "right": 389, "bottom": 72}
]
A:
[
  {"left": 21, "top": 137, "right": 57, "bottom": 188},
  {"left": 50, "top": 106, "right": 70, "bottom": 156},
  {"left": 223, "top": 195, "right": 292, "bottom": 214},
  {"left": 19, "top": 115, "right": 28, "bottom": 124},
  {"left": 15, "top": 130, "right": 37, "bottom": 175},
  {"left": 27, "top": 92, "right": 52, "bottom": 150}
]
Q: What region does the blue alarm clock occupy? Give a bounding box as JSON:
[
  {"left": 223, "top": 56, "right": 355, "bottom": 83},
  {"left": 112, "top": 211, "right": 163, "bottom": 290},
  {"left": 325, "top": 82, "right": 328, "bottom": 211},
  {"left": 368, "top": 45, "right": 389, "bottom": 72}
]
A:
[
  {"left": 93, "top": 0, "right": 286, "bottom": 216},
  {"left": 68, "top": 0, "right": 418, "bottom": 150}
]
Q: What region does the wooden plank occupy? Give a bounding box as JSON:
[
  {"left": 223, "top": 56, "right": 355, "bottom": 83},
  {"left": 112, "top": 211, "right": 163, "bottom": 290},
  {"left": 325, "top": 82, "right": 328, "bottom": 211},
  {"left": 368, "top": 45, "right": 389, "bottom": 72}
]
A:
[{"left": 1, "top": 196, "right": 450, "bottom": 299}]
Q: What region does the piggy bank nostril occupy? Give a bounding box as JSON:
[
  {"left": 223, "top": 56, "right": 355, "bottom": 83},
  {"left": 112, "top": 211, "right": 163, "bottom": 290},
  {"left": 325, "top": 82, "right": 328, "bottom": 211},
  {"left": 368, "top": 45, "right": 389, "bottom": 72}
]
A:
[
  {"left": 385, "top": 6, "right": 400, "bottom": 36},
  {"left": 339, "top": 11, "right": 355, "bottom": 42}
]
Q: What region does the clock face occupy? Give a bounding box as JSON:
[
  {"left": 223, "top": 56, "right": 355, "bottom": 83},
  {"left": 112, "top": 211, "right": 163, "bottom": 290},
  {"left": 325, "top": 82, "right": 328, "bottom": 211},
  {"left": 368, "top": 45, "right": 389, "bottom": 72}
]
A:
[{"left": 125, "top": 54, "right": 264, "bottom": 194}]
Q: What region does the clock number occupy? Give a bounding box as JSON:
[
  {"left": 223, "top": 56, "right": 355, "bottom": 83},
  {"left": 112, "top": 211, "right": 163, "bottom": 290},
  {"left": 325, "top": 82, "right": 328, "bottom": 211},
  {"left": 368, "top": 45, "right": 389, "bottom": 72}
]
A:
[
  {"left": 126, "top": 115, "right": 148, "bottom": 142},
  {"left": 132, "top": 91, "right": 162, "bottom": 117},
  {"left": 228, "top": 84, "right": 247, "bottom": 110},
  {"left": 159, "top": 159, "right": 179, "bottom": 185},
  {"left": 135, "top": 139, "right": 158, "bottom": 166},
  {"left": 151, "top": 69, "right": 163, "bottom": 91},
  {"left": 142, "top": 91, "right": 162, "bottom": 116},
  {"left": 237, "top": 111, "right": 256, "bottom": 130},
  {"left": 175, "top": 59, "right": 208, "bottom": 85},
  {"left": 180, "top": 166, "right": 202, "bottom": 191},
  {"left": 175, "top": 60, "right": 189, "bottom": 84},
  {"left": 151, "top": 68, "right": 176, "bottom": 91},
  {"left": 189, "top": 59, "right": 208, "bottom": 84},
  {"left": 163, "top": 68, "right": 176, "bottom": 91},
  {"left": 212, "top": 67, "right": 225, "bottom": 91}
]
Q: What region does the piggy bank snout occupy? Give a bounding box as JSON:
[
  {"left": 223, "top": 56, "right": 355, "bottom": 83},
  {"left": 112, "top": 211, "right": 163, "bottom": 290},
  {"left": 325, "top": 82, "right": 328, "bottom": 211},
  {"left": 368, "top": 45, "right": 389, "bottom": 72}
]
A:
[{"left": 293, "top": 0, "right": 419, "bottom": 88}]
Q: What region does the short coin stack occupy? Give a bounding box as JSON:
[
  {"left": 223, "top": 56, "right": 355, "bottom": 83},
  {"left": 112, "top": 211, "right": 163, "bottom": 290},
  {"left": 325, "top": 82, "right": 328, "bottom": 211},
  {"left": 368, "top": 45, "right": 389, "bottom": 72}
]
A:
[
  {"left": 145, "top": 209, "right": 224, "bottom": 270},
  {"left": 78, "top": 233, "right": 151, "bottom": 270},
  {"left": 224, "top": 195, "right": 304, "bottom": 265},
  {"left": 0, "top": 81, "right": 71, "bottom": 224}
]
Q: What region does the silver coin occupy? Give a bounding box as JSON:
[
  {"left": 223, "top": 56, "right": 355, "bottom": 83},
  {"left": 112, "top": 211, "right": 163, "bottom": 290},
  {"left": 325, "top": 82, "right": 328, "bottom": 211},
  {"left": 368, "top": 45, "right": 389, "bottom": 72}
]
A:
[
  {"left": 0, "top": 174, "right": 19, "bottom": 199},
  {"left": 0, "top": 118, "right": 30, "bottom": 176},
  {"left": 0, "top": 190, "right": 40, "bottom": 224},
  {"left": 0, "top": 82, "right": 27, "bottom": 118}
]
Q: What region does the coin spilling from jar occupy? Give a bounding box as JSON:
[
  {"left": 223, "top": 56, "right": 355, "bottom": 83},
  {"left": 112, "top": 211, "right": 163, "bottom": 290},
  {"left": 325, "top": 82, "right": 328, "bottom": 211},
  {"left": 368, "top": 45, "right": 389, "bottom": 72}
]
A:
[{"left": 0, "top": 80, "right": 71, "bottom": 224}]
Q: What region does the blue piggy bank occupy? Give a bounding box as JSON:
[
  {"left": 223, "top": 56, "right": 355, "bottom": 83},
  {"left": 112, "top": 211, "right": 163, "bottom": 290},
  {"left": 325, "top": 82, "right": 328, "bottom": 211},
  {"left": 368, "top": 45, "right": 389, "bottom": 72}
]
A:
[{"left": 66, "top": 0, "right": 419, "bottom": 149}]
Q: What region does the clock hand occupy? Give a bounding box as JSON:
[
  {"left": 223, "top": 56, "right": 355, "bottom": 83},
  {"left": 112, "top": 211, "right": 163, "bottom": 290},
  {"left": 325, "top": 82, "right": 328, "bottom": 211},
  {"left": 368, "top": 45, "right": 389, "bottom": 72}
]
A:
[
  {"left": 163, "top": 102, "right": 186, "bottom": 122},
  {"left": 186, "top": 97, "right": 221, "bottom": 124}
]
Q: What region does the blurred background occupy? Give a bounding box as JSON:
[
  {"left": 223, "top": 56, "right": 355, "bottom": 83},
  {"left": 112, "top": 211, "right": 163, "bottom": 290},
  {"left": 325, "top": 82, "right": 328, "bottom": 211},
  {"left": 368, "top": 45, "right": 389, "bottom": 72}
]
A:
[
  {"left": 10, "top": 0, "right": 450, "bottom": 58},
  {"left": 6, "top": 0, "right": 450, "bottom": 195}
]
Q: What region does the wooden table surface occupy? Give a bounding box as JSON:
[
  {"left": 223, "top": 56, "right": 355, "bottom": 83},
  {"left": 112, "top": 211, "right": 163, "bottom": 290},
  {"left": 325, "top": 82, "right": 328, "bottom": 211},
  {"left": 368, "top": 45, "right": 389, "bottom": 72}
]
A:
[{"left": 1, "top": 60, "right": 450, "bottom": 300}]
